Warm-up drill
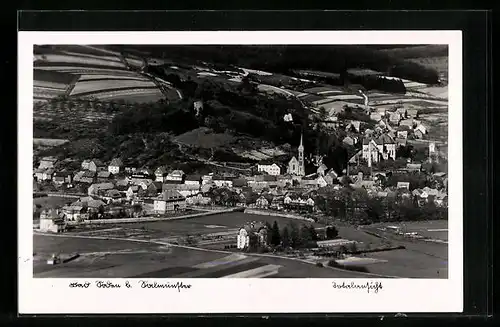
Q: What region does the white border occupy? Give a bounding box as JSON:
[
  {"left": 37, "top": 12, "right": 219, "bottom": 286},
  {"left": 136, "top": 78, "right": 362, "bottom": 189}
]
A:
[{"left": 18, "top": 31, "right": 463, "bottom": 314}]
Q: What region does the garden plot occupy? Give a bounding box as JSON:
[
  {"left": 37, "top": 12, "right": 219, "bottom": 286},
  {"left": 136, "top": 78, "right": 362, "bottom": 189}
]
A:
[
  {"left": 70, "top": 79, "right": 157, "bottom": 96},
  {"left": 36, "top": 53, "right": 127, "bottom": 69}
]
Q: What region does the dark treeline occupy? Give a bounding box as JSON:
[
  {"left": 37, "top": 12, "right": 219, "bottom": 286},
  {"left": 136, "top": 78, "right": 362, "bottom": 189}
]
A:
[{"left": 123, "top": 45, "right": 441, "bottom": 85}]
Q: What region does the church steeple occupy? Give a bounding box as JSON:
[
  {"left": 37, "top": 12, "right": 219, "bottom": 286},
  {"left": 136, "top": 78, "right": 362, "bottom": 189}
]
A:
[{"left": 298, "top": 132, "right": 305, "bottom": 176}]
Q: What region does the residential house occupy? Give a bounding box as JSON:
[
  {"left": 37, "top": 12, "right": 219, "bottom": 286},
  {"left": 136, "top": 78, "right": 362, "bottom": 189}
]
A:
[
  {"left": 400, "top": 119, "right": 414, "bottom": 129},
  {"left": 88, "top": 182, "right": 115, "bottom": 196},
  {"left": 184, "top": 175, "right": 202, "bottom": 187},
  {"left": 38, "top": 157, "right": 58, "bottom": 169},
  {"left": 415, "top": 123, "right": 428, "bottom": 135},
  {"left": 162, "top": 183, "right": 200, "bottom": 198},
  {"left": 300, "top": 174, "right": 320, "bottom": 188},
  {"left": 257, "top": 163, "right": 281, "bottom": 176},
  {"left": 61, "top": 205, "right": 88, "bottom": 222},
  {"left": 397, "top": 130, "right": 408, "bottom": 139},
  {"left": 40, "top": 168, "right": 55, "bottom": 181},
  {"left": 33, "top": 169, "right": 45, "bottom": 181},
  {"left": 389, "top": 112, "right": 401, "bottom": 125},
  {"left": 406, "top": 163, "right": 422, "bottom": 172},
  {"left": 255, "top": 196, "right": 270, "bottom": 209},
  {"left": 323, "top": 169, "right": 338, "bottom": 186},
  {"left": 73, "top": 170, "right": 96, "bottom": 184},
  {"left": 145, "top": 182, "right": 163, "bottom": 197},
  {"left": 284, "top": 194, "right": 315, "bottom": 211},
  {"left": 133, "top": 169, "right": 153, "bottom": 178},
  {"left": 185, "top": 193, "right": 212, "bottom": 206},
  {"left": 97, "top": 171, "right": 112, "bottom": 182},
  {"left": 52, "top": 175, "right": 66, "bottom": 185},
  {"left": 395, "top": 138, "right": 407, "bottom": 146},
  {"left": 126, "top": 185, "right": 140, "bottom": 201},
  {"left": 136, "top": 179, "right": 154, "bottom": 191},
  {"left": 166, "top": 170, "right": 185, "bottom": 182},
  {"left": 270, "top": 196, "right": 285, "bottom": 210},
  {"left": 201, "top": 174, "right": 214, "bottom": 185},
  {"left": 212, "top": 176, "right": 233, "bottom": 188},
  {"left": 407, "top": 109, "right": 419, "bottom": 118},
  {"left": 414, "top": 129, "right": 424, "bottom": 139},
  {"left": 362, "top": 134, "right": 396, "bottom": 163},
  {"left": 39, "top": 209, "right": 66, "bottom": 233},
  {"left": 81, "top": 159, "right": 103, "bottom": 172},
  {"left": 153, "top": 190, "right": 186, "bottom": 214},
  {"left": 237, "top": 222, "right": 268, "bottom": 250},
  {"left": 124, "top": 167, "right": 137, "bottom": 174},
  {"left": 154, "top": 166, "right": 168, "bottom": 182},
  {"left": 397, "top": 182, "right": 410, "bottom": 190},
  {"left": 102, "top": 189, "right": 123, "bottom": 204},
  {"left": 108, "top": 158, "right": 123, "bottom": 174},
  {"left": 316, "top": 175, "right": 328, "bottom": 188}
]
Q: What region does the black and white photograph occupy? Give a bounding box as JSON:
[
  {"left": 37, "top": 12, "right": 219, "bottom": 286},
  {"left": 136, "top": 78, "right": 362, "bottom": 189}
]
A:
[{"left": 19, "top": 30, "right": 463, "bottom": 313}]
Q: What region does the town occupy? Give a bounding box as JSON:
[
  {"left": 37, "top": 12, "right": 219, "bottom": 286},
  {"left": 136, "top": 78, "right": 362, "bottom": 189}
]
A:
[{"left": 32, "top": 44, "right": 449, "bottom": 278}]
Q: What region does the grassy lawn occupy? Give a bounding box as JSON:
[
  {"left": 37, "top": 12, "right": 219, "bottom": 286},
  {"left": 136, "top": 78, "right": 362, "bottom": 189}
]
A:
[{"left": 33, "top": 196, "right": 74, "bottom": 212}]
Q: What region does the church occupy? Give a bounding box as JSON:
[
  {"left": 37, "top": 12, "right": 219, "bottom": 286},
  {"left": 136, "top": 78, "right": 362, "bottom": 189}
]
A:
[{"left": 287, "top": 134, "right": 305, "bottom": 176}]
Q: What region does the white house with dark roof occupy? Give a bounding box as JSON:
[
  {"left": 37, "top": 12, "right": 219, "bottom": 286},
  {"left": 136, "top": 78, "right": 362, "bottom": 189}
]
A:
[
  {"left": 153, "top": 190, "right": 186, "bottom": 214},
  {"left": 108, "top": 158, "right": 123, "bottom": 174},
  {"left": 184, "top": 175, "right": 202, "bottom": 187},
  {"left": 166, "top": 170, "right": 185, "bottom": 182},
  {"left": 155, "top": 166, "right": 168, "bottom": 182},
  {"left": 257, "top": 163, "right": 281, "bottom": 176}
]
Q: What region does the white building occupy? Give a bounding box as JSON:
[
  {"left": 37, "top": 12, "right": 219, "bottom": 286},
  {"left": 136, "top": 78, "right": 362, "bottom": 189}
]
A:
[
  {"left": 257, "top": 163, "right": 281, "bottom": 176},
  {"left": 108, "top": 158, "right": 123, "bottom": 174},
  {"left": 39, "top": 209, "right": 66, "bottom": 233},
  {"left": 166, "top": 170, "right": 185, "bottom": 182},
  {"left": 237, "top": 222, "right": 268, "bottom": 250},
  {"left": 153, "top": 190, "right": 186, "bottom": 214}
]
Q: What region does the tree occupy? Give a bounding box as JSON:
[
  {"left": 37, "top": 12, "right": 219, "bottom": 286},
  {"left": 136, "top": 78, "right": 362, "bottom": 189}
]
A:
[
  {"left": 325, "top": 226, "right": 339, "bottom": 239},
  {"left": 265, "top": 221, "right": 273, "bottom": 245},
  {"left": 271, "top": 221, "right": 281, "bottom": 246},
  {"left": 290, "top": 222, "right": 300, "bottom": 248},
  {"left": 308, "top": 225, "right": 318, "bottom": 241},
  {"left": 281, "top": 226, "right": 290, "bottom": 248}
]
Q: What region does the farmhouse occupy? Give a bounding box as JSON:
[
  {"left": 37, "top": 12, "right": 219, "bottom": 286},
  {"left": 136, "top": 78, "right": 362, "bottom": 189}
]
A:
[
  {"left": 108, "top": 158, "right": 123, "bottom": 174},
  {"left": 257, "top": 163, "right": 281, "bottom": 176},
  {"left": 126, "top": 185, "right": 140, "bottom": 200},
  {"left": 237, "top": 222, "right": 268, "bottom": 250},
  {"left": 88, "top": 182, "right": 115, "bottom": 196},
  {"left": 82, "top": 159, "right": 104, "bottom": 172},
  {"left": 153, "top": 190, "right": 186, "bottom": 214},
  {"left": 212, "top": 176, "right": 233, "bottom": 188},
  {"left": 397, "top": 182, "right": 410, "bottom": 190},
  {"left": 97, "top": 171, "right": 112, "bottom": 181},
  {"left": 39, "top": 209, "right": 66, "bottom": 233},
  {"left": 400, "top": 119, "right": 415, "bottom": 129},
  {"left": 38, "top": 157, "right": 58, "bottom": 169},
  {"left": 61, "top": 205, "right": 88, "bottom": 222},
  {"left": 184, "top": 175, "right": 202, "bottom": 186}
]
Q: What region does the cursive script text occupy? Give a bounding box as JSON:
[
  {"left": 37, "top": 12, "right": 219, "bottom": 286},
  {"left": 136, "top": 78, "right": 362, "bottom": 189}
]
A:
[
  {"left": 139, "top": 280, "right": 192, "bottom": 292},
  {"left": 332, "top": 281, "right": 383, "bottom": 294}
]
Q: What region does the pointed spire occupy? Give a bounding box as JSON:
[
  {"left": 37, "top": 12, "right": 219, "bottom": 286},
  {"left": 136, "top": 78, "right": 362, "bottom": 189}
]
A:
[{"left": 299, "top": 133, "right": 303, "bottom": 148}]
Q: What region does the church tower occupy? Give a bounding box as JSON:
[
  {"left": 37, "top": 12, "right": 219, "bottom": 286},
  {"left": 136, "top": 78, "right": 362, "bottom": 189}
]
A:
[{"left": 298, "top": 133, "right": 305, "bottom": 176}]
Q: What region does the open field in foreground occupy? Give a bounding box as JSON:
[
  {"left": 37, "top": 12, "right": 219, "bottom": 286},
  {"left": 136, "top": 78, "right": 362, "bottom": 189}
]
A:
[
  {"left": 33, "top": 215, "right": 448, "bottom": 278},
  {"left": 33, "top": 234, "right": 373, "bottom": 278}
]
